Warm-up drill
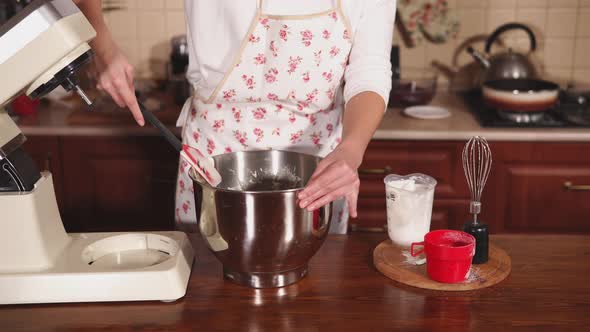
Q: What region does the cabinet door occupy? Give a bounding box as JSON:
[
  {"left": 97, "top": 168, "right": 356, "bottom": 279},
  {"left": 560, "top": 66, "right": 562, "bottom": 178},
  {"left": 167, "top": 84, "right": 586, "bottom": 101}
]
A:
[
  {"left": 22, "top": 136, "right": 64, "bottom": 210},
  {"left": 503, "top": 164, "right": 590, "bottom": 232},
  {"left": 61, "top": 137, "right": 179, "bottom": 232}
]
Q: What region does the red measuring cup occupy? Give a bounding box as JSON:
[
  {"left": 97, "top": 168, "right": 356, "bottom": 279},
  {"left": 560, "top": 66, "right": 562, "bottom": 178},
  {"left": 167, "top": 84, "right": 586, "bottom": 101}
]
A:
[{"left": 411, "top": 230, "right": 476, "bottom": 283}]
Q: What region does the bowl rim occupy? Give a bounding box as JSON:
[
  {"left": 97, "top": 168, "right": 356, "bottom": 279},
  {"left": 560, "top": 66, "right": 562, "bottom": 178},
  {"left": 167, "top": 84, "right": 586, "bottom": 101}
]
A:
[{"left": 188, "top": 149, "right": 319, "bottom": 194}]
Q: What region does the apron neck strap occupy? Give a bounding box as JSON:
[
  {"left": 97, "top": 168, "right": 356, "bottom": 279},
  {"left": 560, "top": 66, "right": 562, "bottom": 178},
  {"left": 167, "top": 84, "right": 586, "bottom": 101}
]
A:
[
  {"left": 256, "top": 0, "right": 342, "bottom": 16},
  {"left": 257, "top": 0, "right": 263, "bottom": 15},
  {"left": 258, "top": 1, "right": 342, "bottom": 16}
]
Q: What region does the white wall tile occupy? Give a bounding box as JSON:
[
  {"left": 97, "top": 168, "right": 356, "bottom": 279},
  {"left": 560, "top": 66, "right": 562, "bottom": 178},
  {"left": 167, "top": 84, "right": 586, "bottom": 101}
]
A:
[{"left": 547, "top": 9, "right": 578, "bottom": 37}]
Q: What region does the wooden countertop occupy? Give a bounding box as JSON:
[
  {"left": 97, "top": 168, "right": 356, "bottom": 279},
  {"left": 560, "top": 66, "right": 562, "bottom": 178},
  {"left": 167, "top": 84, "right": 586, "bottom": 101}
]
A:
[
  {"left": 16, "top": 92, "right": 590, "bottom": 142},
  {"left": 1, "top": 233, "right": 588, "bottom": 331}
]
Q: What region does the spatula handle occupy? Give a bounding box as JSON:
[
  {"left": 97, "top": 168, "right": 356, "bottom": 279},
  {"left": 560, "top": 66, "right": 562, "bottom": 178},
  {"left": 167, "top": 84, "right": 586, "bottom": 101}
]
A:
[{"left": 138, "top": 101, "right": 182, "bottom": 152}]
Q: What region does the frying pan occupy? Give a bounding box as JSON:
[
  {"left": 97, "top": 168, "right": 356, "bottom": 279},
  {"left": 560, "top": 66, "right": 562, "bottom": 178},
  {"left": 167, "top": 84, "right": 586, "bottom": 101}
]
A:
[{"left": 482, "top": 79, "right": 559, "bottom": 112}]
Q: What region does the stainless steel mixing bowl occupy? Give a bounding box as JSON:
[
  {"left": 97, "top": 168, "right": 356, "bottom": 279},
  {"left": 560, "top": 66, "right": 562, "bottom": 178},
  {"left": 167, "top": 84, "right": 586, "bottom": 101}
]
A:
[{"left": 189, "top": 150, "right": 333, "bottom": 288}]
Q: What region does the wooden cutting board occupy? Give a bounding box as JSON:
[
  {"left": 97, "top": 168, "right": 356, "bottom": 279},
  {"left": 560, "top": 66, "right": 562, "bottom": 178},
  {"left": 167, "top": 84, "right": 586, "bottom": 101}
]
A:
[{"left": 373, "top": 240, "right": 511, "bottom": 291}]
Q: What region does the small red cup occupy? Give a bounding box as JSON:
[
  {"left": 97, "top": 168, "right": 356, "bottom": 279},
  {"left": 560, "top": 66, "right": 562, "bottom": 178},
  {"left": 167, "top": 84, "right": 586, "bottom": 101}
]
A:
[{"left": 411, "top": 230, "right": 476, "bottom": 283}]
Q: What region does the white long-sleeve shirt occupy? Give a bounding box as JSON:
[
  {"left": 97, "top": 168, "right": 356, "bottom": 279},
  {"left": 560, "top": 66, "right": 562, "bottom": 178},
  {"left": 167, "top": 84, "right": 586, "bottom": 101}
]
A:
[{"left": 184, "top": 0, "right": 396, "bottom": 106}]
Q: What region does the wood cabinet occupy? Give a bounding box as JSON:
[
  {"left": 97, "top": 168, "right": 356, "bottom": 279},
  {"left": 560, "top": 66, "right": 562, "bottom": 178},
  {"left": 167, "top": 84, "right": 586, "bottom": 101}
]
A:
[
  {"left": 353, "top": 140, "right": 590, "bottom": 234},
  {"left": 60, "top": 137, "right": 179, "bottom": 232},
  {"left": 24, "top": 136, "right": 179, "bottom": 232},
  {"left": 489, "top": 142, "right": 590, "bottom": 233},
  {"left": 21, "top": 135, "right": 590, "bottom": 234}
]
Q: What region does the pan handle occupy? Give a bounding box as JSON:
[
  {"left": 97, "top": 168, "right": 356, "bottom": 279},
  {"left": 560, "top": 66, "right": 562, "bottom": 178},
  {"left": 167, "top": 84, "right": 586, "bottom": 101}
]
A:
[{"left": 485, "top": 22, "right": 536, "bottom": 53}]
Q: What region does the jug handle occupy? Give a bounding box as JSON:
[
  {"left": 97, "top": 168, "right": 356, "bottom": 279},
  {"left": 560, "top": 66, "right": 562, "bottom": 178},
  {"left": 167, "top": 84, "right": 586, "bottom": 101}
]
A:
[{"left": 485, "top": 22, "right": 536, "bottom": 53}]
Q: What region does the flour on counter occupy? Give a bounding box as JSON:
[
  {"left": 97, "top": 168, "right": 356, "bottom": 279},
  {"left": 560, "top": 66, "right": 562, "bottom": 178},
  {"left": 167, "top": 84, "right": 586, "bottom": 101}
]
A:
[
  {"left": 465, "top": 267, "right": 483, "bottom": 283},
  {"left": 401, "top": 250, "right": 426, "bottom": 266}
]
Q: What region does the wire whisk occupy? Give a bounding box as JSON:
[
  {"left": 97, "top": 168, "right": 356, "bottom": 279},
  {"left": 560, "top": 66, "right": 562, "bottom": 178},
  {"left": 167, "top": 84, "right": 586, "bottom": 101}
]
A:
[{"left": 462, "top": 136, "right": 492, "bottom": 225}]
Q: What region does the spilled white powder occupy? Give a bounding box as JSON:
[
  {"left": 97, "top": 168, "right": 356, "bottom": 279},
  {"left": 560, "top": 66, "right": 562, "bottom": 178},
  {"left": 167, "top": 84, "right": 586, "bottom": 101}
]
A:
[
  {"left": 465, "top": 267, "right": 483, "bottom": 283},
  {"left": 401, "top": 250, "right": 426, "bottom": 266}
]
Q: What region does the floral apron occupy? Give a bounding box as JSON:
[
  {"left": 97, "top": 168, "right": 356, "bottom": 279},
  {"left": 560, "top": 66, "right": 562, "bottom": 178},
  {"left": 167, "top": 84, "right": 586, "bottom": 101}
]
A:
[{"left": 176, "top": 0, "right": 353, "bottom": 234}]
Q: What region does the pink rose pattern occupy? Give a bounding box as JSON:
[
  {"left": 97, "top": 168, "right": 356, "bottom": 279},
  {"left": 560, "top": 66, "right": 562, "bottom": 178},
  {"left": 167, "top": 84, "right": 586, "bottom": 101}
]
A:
[
  {"left": 270, "top": 41, "right": 279, "bottom": 57},
  {"left": 265, "top": 68, "right": 278, "bottom": 83},
  {"left": 330, "top": 46, "right": 340, "bottom": 58},
  {"left": 233, "top": 130, "right": 248, "bottom": 148},
  {"left": 222, "top": 89, "right": 236, "bottom": 101},
  {"left": 290, "top": 130, "right": 303, "bottom": 144},
  {"left": 259, "top": 18, "right": 270, "bottom": 30},
  {"left": 212, "top": 119, "right": 225, "bottom": 133},
  {"left": 302, "top": 71, "right": 310, "bottom": 83},
  {"left": 242, "top": 75, "right": 255, "bottom": 90},
  {"left": 252, "top": 107, "right": 267, "bottom": 120},
  {"left": 253, "top": 128, "right": 264, "bottom": 143},
  {"left": 288, "top": 56, "right": 303, "bottom": 75},
  {"left": 207, "top": 138, "right": 216, "bottom": 155},
  {"left": 254, "top": 53, "right": 267, "bottom": 65},
  {"left": 322, "top": 70, "right": 333, "bottom": 83},
  {"left": 314, "top": 50, "right": 323, "bottom": 67},
  {"left": 279, "top": 25, "right": 291, "bottom": 42},
  {"left": 177, "top": 10, "right": 351, "bottom": 227},
  {"left": 301, "top": 30, "right": 314, "bottom": 47}
]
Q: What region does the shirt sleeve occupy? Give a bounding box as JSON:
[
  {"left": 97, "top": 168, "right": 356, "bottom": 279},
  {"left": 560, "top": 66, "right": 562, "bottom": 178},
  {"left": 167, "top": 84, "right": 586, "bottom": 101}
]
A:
[{"left": 343, "top": 0, "right": 396, "bottom": 109}]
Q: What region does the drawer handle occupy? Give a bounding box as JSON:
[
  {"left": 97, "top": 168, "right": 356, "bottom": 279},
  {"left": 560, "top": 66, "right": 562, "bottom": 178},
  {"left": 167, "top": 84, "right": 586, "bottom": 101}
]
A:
[
  {"left": 349, "top": 224, "right": 387, "bottom": 233},
  {"left": 563, "top": 181, "right": 590, "bottom": 191},
  {"left": 358, "top": 166, "right": 392, "bottom": 175}
]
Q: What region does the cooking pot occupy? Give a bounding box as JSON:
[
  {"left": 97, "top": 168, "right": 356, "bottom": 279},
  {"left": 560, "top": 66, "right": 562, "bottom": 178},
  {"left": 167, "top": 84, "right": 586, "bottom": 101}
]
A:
[
  {"left": 467, "top": 23, "right": 538, "bottom": 82},
  {"left": 482, "top": 78, "right": 559, "bottom": 113},
  {"left": 189, "top": 150, "right": 333, "bottom": 288}
]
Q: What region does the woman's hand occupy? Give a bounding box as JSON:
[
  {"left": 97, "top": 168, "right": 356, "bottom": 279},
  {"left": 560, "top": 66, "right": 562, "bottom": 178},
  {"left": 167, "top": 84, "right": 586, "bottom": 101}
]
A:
[
  {"left": 298, "top": 142, "right": 363, "bottom": 218},
  {"left": 94, "top": 45, "right": 144, "bottom": 126}
]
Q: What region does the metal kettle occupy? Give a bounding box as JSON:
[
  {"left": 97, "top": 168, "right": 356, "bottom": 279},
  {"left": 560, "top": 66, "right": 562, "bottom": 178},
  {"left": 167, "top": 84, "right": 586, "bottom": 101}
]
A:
[{"left": 467, "top": 23, "right": 538, "bottom": 82}]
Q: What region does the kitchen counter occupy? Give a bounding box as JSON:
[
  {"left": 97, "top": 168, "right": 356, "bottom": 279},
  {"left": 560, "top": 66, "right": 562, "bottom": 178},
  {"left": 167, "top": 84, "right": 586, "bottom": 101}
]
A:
[
  {"left": 17, "top": 93, "right": 590, "bottom": 142},
  {"left": 1, "top": 233, "right": 588, "bottom": 331},
  {"left": 375, "top": 93, "right": 590, "bottom": 142}
]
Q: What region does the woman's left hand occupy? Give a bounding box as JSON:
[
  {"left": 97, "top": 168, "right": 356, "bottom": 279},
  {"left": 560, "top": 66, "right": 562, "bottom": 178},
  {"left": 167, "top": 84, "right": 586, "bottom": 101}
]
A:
[{"left": 298, "top": 142, "right": 363, "bottom": 218}]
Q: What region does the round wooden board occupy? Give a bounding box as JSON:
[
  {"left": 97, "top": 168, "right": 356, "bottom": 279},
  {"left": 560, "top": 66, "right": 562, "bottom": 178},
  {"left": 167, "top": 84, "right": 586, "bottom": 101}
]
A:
[{"left": 373, "top": 240, "right": 511, "bottom": 291}]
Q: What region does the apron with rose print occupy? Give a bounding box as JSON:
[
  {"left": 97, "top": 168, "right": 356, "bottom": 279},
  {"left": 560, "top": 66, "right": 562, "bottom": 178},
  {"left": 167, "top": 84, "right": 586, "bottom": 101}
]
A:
[{"left": 176, "top": 0, "right": 353, "bottom": 234}]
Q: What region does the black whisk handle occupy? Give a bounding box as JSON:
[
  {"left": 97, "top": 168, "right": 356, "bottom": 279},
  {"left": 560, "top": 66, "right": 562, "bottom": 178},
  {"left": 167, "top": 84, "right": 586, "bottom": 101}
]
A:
[{"left": 463, "top": 222, "right": 489, "bottom": 264}]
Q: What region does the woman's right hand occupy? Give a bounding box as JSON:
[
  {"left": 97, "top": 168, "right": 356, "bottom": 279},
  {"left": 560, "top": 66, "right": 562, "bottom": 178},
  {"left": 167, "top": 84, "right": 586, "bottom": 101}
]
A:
[{"left": 95, "top": 46, "right": 144, "bottom": 126}]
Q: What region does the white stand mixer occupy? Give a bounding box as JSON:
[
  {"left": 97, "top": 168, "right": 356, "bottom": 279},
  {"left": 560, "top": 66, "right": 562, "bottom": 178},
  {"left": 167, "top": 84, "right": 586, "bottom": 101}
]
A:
[{"left": 0, "top": 0, "right": 194, "bottom": 305}]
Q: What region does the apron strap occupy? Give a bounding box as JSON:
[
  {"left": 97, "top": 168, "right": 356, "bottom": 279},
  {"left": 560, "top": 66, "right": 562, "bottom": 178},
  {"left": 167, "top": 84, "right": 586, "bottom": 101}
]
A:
[{"left": 257, "top": 0, "right": 263, "bottom": 15}]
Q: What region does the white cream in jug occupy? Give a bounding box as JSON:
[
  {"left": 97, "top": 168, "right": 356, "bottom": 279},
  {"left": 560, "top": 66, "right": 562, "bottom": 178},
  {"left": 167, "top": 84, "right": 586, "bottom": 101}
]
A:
[{"left": 385, "top": 175, "right": 435, "bottom": 247}]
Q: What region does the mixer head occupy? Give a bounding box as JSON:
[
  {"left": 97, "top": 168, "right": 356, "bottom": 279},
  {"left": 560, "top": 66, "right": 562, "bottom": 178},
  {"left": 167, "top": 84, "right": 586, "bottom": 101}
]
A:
[
  {"left": 28, "top": 49, "right": 94, "bottom": 105},
  {"left": 0, "top": 0, "right": 97, "bottom": 192},
  {"left": 0, "top": 0, "right": 97, "bottom": 107}
]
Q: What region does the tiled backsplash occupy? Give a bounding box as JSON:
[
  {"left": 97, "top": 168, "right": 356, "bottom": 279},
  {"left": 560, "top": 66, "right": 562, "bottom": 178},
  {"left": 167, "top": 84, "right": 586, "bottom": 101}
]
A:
[{"left": 104, "top": 0, "right": 590, "bottom": 84}]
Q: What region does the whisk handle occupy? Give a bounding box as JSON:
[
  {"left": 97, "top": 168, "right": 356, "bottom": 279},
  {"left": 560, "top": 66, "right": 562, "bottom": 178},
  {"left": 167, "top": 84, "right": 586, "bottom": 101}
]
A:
[{"left": 463, "top": 222, "right": 489, "bottom": 264}]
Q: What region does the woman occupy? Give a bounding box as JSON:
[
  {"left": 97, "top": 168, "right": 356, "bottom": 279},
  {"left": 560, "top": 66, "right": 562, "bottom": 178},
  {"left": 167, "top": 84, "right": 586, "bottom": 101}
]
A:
[{"left": 76, "top": 0, "right": 396, "bottom": 234}]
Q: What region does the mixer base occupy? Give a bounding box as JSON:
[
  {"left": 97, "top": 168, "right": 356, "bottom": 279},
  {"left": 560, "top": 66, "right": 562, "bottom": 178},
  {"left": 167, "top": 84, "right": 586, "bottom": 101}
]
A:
[{"left": 223, "top": 265, "right": 308, "bottom": 288}]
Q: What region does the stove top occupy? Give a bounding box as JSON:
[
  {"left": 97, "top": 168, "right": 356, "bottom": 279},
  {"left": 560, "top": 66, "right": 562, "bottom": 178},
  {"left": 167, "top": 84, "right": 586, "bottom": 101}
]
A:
[{"left": 461, "top": 89, "right": 590, "bottom": 128}]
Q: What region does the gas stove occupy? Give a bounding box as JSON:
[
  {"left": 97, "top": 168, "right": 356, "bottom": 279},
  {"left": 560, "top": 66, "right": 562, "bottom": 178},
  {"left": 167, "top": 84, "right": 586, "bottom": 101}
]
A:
[{"left": 461, "top": 89, "right": 590, "bottom": 128}]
